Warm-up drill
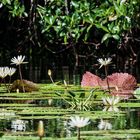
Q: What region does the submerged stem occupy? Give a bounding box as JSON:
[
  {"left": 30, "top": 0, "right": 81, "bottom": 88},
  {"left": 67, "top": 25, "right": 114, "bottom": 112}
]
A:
[
  {"left": 3, "top": 78, "right": 10, "bottom": 92},
  {"left": 7, "top": 76, "right": 11, "bottom": 92}
]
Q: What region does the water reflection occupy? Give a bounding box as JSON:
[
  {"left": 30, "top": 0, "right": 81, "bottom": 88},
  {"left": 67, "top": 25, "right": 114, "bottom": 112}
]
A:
[
  {"left": 0, "top": 109, "right": 15, "bottom": 117},
  {"left": 98, "top": 119, "right": 112, "bottom": 130},
  {"left": 1, "top": 108, "right": 140, "bottom": 139},
  {"left": 103, "top": 106, "right": 120, "bottom": 112},
  {"left": 63, "top": 120, "right": 72, "bottom": 137},
  {"left": 11, "top": 119, "right": 27, "bottom": 132},
  {"left": 0, "top": 110, "right": 139, "bottom": 139}
]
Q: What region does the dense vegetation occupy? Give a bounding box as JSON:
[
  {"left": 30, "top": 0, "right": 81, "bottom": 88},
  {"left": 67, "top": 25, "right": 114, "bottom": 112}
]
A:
[{"left": 0, "top": 0, "right": 140, "bottom": 81}]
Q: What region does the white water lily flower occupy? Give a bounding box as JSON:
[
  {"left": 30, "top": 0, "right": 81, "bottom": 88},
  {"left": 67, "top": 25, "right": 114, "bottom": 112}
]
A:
[
  {"left": 102, "top": 96, "right": 120, "bottom": 106},
  {"left": 0, "top": 67, "right": 9, "bottom": 78},
  {"left": 68, "top": 116, "right": 90, "bottom": 128},
  {"left": 8, "top": 67, "right": 16, "bottom": 76},
  {"left": 98, "top": 119, "right": 112, "bottom": 130},
  {"left": 97, "top": 58, "right": 112, "bottom": 68},
  {"left": 11, "top": 55, "right": 28, "bottom": 65},
  {"left": 0, "top": 67, "right": 16, "bottom": 78}
]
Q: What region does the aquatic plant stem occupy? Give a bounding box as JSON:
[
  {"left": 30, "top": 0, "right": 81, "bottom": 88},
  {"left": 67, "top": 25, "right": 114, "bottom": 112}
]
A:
[
  {"left": 3, "top": 78, "right": 10, "bottom": 93},
  {"left": 7, "top": 76, "right": 12, "bottom": 92},
  {"left": 19, "top": 64, "right": 25, "bottom": 92},
  {"left": 105, "top": 66, "right": 111, "bottom": 94},
  {"left": 49, "top": 75, "right": 55, "bottom": 85},
  {"left": 77, "top": 127, "right": 81, "bottom": 140},
  {"left": 9, "top": 76, "right": 11, "bottom": 86}
]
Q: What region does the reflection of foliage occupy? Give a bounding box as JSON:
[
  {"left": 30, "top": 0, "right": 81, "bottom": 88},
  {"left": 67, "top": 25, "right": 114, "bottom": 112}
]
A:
[
  {"left": 113, "top": 116, "right": 127, "bottom": 129},
  {"left": 102, "top": 96, "right": 121, "bottom": 106},
  {"left": 103, "top": 106, "right": 119, "bottom": 112},
  {"left": 98, "top": 119, "right": 112, "bottom": 130}
]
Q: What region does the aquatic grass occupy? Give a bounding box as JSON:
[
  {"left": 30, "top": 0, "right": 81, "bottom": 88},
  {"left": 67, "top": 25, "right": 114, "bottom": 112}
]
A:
[
  {"left": 3, "top": 107, "right": 125, "bottom": 121},
  {"left": 0, "top": 83, "right": 140, "bottom": 139},
  {"left": 0, "top": 136, "right": 79, "bottom": 140},
  {"left": 55, "top": 88, "right": 101, "bottom": 111},
  {"left": 118, "top": 102, "right": 140, "bottom": 108},
  {"left": 0, "top": 104, "right": 36, "bottom": 107},
  {"left": 19, "top": 116, "right": 69, "bottom": 120},
  {"left": 40, "top": 83, "right": 82, "bottom": 92},
  {"left": 79, "top": 129, "right": 140, "bottom": 139}
]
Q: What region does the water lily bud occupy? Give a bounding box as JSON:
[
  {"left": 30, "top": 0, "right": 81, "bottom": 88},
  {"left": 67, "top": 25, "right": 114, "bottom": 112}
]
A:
[
  {"left": 37, "top": 120, "right": 44, "bottom": 137},
  {"left": 16, "top": 89, "right": 19, "bottom": 93},
  {"left": 48, "top": 98, "right": 53, "bottom": 106},
  {"left": 48, "top": 69, "right": 52, "bottom": 76}
]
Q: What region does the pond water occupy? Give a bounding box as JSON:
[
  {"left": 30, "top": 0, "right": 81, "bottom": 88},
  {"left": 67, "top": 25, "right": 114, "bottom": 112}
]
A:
[{"left": 0, "top": 84, "right": 140, "bottom": 140}]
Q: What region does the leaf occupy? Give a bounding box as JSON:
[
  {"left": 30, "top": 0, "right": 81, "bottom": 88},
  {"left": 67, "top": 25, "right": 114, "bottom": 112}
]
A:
[
  {"left": 112, "top": 34, "right": 120, "bottom": 40},
  {"left": 101, "top": 33, "right": 112, "bottom": 43},
  {"left": 4, "top": 0, "right": 11, "bottom": 5},
  {"left": 41, "top": 25, "right": 51, "bottom": 33},
  {"left": 71, "top": 1, "right": 79, "bottom": 8},
  {"left": 95, "top": 23, "right": 109, "bottom": 32},
  {"left": 68, "top": 91, "right": 75, "bottom": 97},
  {"left": 133, "top": 88, "right": 140, "bottom": 99},
  {"left": 113, "top": 1, "right": 123, "bottom": 15},
  {"left": 45, "top": 16, "right": 55, "bottom": 25},
  {"left": 79, "top": 92, "right": 85, "bottom": 98},
  {"left": 64, "top": 35, "right": 68, "bottom": 44}
]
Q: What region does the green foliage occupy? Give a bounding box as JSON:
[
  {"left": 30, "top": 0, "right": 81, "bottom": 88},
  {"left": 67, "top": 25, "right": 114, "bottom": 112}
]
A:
[
  {"left": 0, "top": 0, "right": 27, "bottom": 18},
  {"left": 1, "top": 0, "right": 11, "bottom": 5},
  {"left": 0, "top": 0, "right": 139, "bottom": 45},
  {"left": 36, "top": 0, "right": 139, "bottom": 44},
  {"left": 55, "top": 88, "right": 96, "bottom": 110},
  {"left": 133, "top": 88, "right": 140, "bottom": 99},
  {"left": 1, "top": 83, "right": 140, "bottom": 139}
]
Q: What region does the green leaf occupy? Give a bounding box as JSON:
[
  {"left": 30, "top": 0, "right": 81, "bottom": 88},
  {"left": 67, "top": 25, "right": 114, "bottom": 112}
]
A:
[
  {"left": 71, "top": 1, "right": 79, "bottom": 8},
  {"left": 133, "top": 88, "right": 140, "bottom": 99},
  {"left": 112, "top": 34, "right": 120, "bottom": 40},
  {"left": 101, "top": 33, "right": 112, "bottom": 43},
  {"left": 45, "top": 16, "right": 55, "bottom": 25},
  {"left": 95, "top": 23, "right": 109, "bottom": 32},
  {"left": 113, "top": 1, "right": 123, "bottom": 15},
  {"left": 64, "top": 35, "right": 68, "bottom": 44}
]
